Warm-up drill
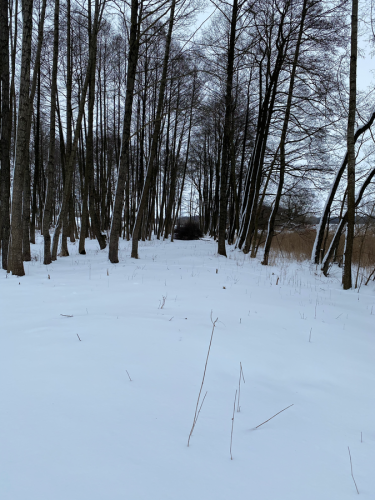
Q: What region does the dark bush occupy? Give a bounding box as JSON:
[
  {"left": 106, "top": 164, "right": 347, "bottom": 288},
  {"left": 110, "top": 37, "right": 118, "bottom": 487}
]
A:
[{"left": 174, "top": 221, "right": 203, "bottom": 240}]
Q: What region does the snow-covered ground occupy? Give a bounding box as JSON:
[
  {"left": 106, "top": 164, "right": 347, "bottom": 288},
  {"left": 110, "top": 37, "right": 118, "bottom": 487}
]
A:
[{"left": 1, "top": 236, "right": 374, "bottom": 500}]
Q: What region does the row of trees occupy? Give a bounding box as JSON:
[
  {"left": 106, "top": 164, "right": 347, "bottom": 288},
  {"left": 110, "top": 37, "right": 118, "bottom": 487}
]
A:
[{"left": 0, "top": 0, "right": 374, "bottom": 288}]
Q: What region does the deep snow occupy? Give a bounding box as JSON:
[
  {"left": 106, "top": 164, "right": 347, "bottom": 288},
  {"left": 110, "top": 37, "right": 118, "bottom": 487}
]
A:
[{"left": 1, "top": 236, "right": 374, "bottom": 500}]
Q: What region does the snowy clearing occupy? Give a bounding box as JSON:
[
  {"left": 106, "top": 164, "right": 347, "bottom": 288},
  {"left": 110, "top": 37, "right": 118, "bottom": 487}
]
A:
[{"left": 1, "top": 237, "right": 375, "bottom": 500}]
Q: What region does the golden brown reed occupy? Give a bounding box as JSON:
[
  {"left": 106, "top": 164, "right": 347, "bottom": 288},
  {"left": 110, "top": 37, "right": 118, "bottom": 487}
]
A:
[{"left": 262, "top": 226, "right": 375, "bottom": 275}]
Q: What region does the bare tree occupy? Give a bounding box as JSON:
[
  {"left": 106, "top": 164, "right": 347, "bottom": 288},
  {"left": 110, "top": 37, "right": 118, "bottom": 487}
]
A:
[
  {"left": 43, "top": 0, "right": 60, "bottom": 264},
  {"left": 342, "top": 0, "right": 358, "bottom": 290},
  {"left": 7, "top": 0, "right": 34, "bottom": 276},
  {"left": 0, "top": 0, "right": 11, "bottom": 269}
]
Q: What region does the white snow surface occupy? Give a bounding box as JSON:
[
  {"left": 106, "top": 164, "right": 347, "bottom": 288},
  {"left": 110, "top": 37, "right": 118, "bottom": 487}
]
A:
[{"left": 1, "top": 237, "right": 375, "bottom": 500}]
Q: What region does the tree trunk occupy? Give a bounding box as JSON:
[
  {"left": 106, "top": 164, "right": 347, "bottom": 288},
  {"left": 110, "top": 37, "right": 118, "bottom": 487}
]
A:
[
  {"left": 237, "top": 4, "right": 289, "bottom": 251},
  {"left": 321, "top": 166, "right": 375, "bottom": 276},
  {"left": 85, "top": 0, "right": 106, "bottom": 251},
  {"left": 30, "top": 66, "right": 41, "bottom": 244},
  {"left": 218, "top": 0, "right": 238, "bottom": 257},
  {"left": 342, "top": 0, "right": 358, "bottom": 290},
  {"left": 0, "top": 0, "right": 11, "bottom": 269},
  {"left": 22, "top": 152, "right": 31, "bottom": 260},
  {"left": 108, "top": 0, "right": 140, "bottom": 262},
  {"left": 43, "top": 0, "right": 59, "bottom": 264},
  {"left": 311, "top": 111, "right": 375, "bottom": 264},
  {"left": 131, "top": 0, "right": 176, "bottom": 259},
  {"left": 262, "top": 0, "right": 307, "bottom": 265},
  {"left": 8, "top": 0, "right": 34, "bottom": 276},
  {"left": 51, "top": 0, "right": 103, "bottom": 260}
]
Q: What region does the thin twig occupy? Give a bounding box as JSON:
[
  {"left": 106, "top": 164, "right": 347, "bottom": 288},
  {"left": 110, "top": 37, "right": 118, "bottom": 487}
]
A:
[
  {"left": 76, "top": 334, "right": 81, "bottom": 341},
  {"left": 230, "top": 390, "right": 237, "bottom": 460},
  {"left": 348, "top": 446, "right": 359, "bottom": 494},
  {"left": 196, "top": 391, "right": 208, "bottom": 423},
  {"left": 126, "top": 370, "right": 132, "bottom": 382},
  {"left": 187, "top": 313, "right": 218, "bottom": 446},
  {"left": 255, "top": 404, "right": 294, "bottom": 429},
  {"left": 237, "top": 362, "right": 245, "bottom": 412},
  {"left": 61, "top": 314, "right": 73, "bottom": 318}
]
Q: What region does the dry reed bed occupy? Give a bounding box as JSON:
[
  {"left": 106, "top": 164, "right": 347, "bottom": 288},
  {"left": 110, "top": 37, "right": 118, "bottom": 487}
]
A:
[{"left": 263, "top": 227, "right": 375, "bottom": 279}]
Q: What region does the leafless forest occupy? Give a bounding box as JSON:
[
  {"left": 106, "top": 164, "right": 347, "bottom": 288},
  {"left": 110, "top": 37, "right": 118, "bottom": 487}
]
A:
[{"left": 0, "top": 0, "right": 374, "bottom": 288}]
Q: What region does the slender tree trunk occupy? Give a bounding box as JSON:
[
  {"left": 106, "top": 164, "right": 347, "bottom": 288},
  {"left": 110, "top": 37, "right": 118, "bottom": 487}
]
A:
[
  {"left": 85, "top": 0, "right": 106, "bottom": 251},
  {"left": 8, "top": 0, "right": 33, "bottom": 276},
  {"left": 262, "top": 0, "right": 307, "bottom": 265},
  {"left": 237, "top": 5, "right": 289, "bottom": 251},
  {"left": 164, "top": 109, "right": 185, "bottom": 239},
  {"left": 342, "top": 0, "right": 358, "bottom": 290},
  {"left": 158, "top": 87, "right": 173, "bottom": 240},
  {"left": 218, "top": 0, "right": 238, "bottom": 257},
  {"left": 0, "top": 0, "right": 11, "bottom": 269},
  {"left": 108, "top": 0, "right": 140, "bottom": 262},
  {"left": 22, "top": 149, "right": 31, "bottom": 260},
  {"left": 9, "top": 0, "right": 18, "bottom": 166},
  {"left": 322, "top": 166, "right": 375, "bottom": 276},
  {"left": 66, "top": 0, "right": 75, "bottom": 243},
  {"left": 30, "top": 67, "right": 41, "bottom": 244},
  {"left": 131, "top": 0, "right": 176, "bottom": 259},
  {"left": 51, "top": 0, "right": 103, "bottom": 260},
  {"left": 43, "top": 0, "right": 59, "bottom": 264},
  {"left": 311, "top": 110, "right": 375, "bottom": 264},
  {"left": 170, "top": 75, "right": 195, "bottom": 239},
  {"left": 228, "top": 71, "right": 252, "bottom": 245}
]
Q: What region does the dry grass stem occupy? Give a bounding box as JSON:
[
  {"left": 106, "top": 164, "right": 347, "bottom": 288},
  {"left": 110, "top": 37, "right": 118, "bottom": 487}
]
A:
[
  {"left": 237, "top": 362, "right": 245, "bottom": 412},
  {"left": 255, "top": 404, "right": 294, "bottom": 429},
  {"left": 348, "top": 446, "right": 359, "bottom": 494},
  {"left": 159, "top": 295, "right": 167, "bottom": 309},
  {"left": 187, "top": 313, "right": 218, "bottom": 447},
  {"left": 230, "top": 390, "right": 237, "bottom": 460},
  {"left": 196, "top": 391, "right": 208, "bottom": 423}
]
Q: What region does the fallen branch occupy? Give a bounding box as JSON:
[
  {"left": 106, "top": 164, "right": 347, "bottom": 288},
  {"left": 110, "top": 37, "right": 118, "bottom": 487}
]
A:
[{"left": 255, "top": 404, "right": 294, "bottom": 429}]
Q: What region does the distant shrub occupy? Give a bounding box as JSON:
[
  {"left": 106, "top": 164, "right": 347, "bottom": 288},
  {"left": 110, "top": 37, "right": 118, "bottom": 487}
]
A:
[{"left": 174, "top": 221, "right": 203, "bottom": 240}]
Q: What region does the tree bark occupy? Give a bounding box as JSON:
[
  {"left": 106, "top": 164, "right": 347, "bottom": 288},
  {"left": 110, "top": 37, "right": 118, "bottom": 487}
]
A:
[
  {"left": 321, "top": 165, "right": 375, "bottom": 276},
  {"left": 43, "top": 0, "right": 59, "bottom": 264},
  {"left": 311, "top": 113, "right": 375, "bottom": 265},
  {"left": 30, "top": 66, "right": 41, "bottom": 244},
  {"left": 0, "top": 0, "right": 11, "bottom": 269},
  {"left": 85, "top": 0, "right": 106, "bottom": 252},
  {"left": 51, "top": 0, "right": 104, "bottom": 260},
  {"left": 342, "top": 0, "right": 358, "bottom": 290},
  {"left": 218, "top": 0, "right": 238, "bottom": 257},
  {"left": 131, "top": 0, "right": 176, "bottom": 259},
  {"left": 109, "top": 0, "right": 140, "bottom": 262},
  {"left": 262, "top": 0, "right": 307, "bottom": 265},
  {"left": 237, "top": 4, "right": 289, "bottom": 251},
  {"left": 8, "top": 0, "right": 34, "bottom": 276}
]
